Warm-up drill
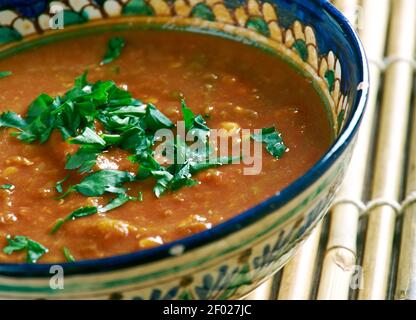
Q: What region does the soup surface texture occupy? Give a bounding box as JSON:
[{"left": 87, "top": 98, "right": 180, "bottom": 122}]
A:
[{"left": 0, "top": 30, "right": 331, "bottom": 263}]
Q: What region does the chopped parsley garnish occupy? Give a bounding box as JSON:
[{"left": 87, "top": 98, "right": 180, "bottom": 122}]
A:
[
  {"left": 55, "top": 175, "right": 69, "bottom": 194},
  {"left": 69, "top": 127, "right": 106, "bottom": 147},
  {"left": 3, "top": 235, "right": 48, "bottom": 263},
  {"left": 137, "top": 191, "right": 143, "bottom": 202},
  {"left": 51, "top": 206, "right": 98, "bottom": 234},
  {"left": 101, "top": 37, "right": 125, "bottom": 65},
  {"left": 59, "top": 170, "right": 135, "bottom": 198},
  {"left": 63, "top": 247, "right": 75, "bottom": 262},
  {"left": 100, "top": 192, "right": 132, "bottom": 213},
  {"left": 0, "top": 71, "right": 12, "bottom": 79},
  {"left": 181, "top": 99, "right": 210, "bottom": 143},
  {"left": 0, "top": 184, "right": 14, "bottom": 190},
  {"left": 252, "top": 127, "right": 287, "bottom": 159},
  {"left": 65, "top": 145, "right": 104, "bottom": 174},
  {"left": 0, "top": 72, "right": 286, "bottom": 239},
  {"left": 130, "top": 100, "right": 236, "bottom": 198},
  {"left": 0, "top": 111, "right": 26, "bottom": 129}
]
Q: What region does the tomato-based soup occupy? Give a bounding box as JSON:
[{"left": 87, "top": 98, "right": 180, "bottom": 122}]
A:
[{"left": 0, "top": 30, "right": 332, "bottom": 263}]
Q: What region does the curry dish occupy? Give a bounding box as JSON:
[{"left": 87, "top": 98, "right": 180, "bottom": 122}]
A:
[{"left": 0, "top": 30, "right": 331, "bottom": 263}]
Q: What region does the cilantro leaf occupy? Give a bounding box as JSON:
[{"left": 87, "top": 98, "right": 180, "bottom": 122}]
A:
[
  {"left": 12, "top": 93, "right": 57, "bottom": 143},
  {"left": 74, "top": 71, "right": 89, "bottom": 89},
  {"left": 63, "top": 247, "right": 75, "bottom": 262},
  {"left": 137, "top": 191, "right": 143, "bottom": 202},
  {"left": 55, "top": 175, "right": 70, "bottom": 194},
  {"left": 69, "top": 127, "right": 106, "bottom": 146},
  {"left": 65, "top": 145, "right": 103, "bottom": 173},
  {"left": 101, "top": 127, "right": 147, "bottom": 151},
  {"left": 151, "top": 164, "right": 198, "bottom": 198},
  {"left": 252, "top": 127, "right": 287, "bottom": 159},
  {"left": 101, "top": 37, "right": 125, "bottom": 65},
  {"left": 0, "top": 112, "right": 27, "bottom": 129},
  {"left": 189, "top": 156, "right": 239, "bottom": 172},
  {"left": 143, "top": 103, "right": 174, "bottom": 131},
  {"left": 140, "top": 136, "right": 232, "bottom": 197},
  {"left": 152, "top": 169, "right": 175, "bottom": 198},
  {"left": 99, "top": 193, "right": 132, "bottom": 213},
  {"left": 181, "top": 99, "right": 210, "bottom": 143},
  {"left": 106, "top": 104, "right": 147, "bottom": 117},
  {"left": 3, "top": 235, "right": 48, "bottom": 264},
  {"left": 181, "top": 102, "right": 195, "bottom": 131},
  {"left": 0, "top": 71, "right": 12, "bottom": 79},
  {"left": 16, "top": 111, "right": 55, "bottom": 144},
  {"left": 167, "top": 163, "right": 198, "bottom": 192},
  {"left": 73, "top": 170, "right": 135, "bottom": 197},
  {"left": 3, "top": 236, "right": 27, "bottom": 253},
  {"left": 55, "top": 105, "right": 83, "bottom": 140},
  {"left": 51, "top": 206, "right": 98, "bottom": 234},
  {"left": 0, "top": 184, "right": 14, "bottom": 190},
  {"left": 26, "top": 94, "right": 54, "bottom": 124},
  {"left": 119, "top": 128, "right": 152, "bottom": 154},
  {"left": 68, "top": 206, "right": 98, "bottom": 219}
]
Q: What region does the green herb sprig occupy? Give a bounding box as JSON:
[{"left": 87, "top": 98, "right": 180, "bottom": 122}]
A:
[
  {"left": 0, "top": 71, "right": 12, "bottom": 79},
  {"left": 0, "top": 72, "right": 286, "bottom": 237},
  {"left": 51, "top": 206, "right": 98, "bottom": 234},
  {"left": 0, "top": 37, "right": 288, "bottom": 262},
  {"left": 63, "top": 247, "right": 75, "bottom": 262},
  {"left": 101, "top": 37, "right": 125, "bottom": 65},
  {"left": 252, "top": 127, "right": 287, "bottom": 159},
  {"left": 0, "top": 184, "right": 14, "bottom": 190},
  {"left": 3, "top": 235, "right": 48, "bottom": 263}
]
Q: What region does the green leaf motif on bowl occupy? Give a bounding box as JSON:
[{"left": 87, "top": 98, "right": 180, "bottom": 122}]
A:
[
  {"left": 325, "top": 69, "right": 336, "bottom": 92},
  {"left": 191, "top": 3, "right": 216, "bottom": 21},
  {"left": 292, "top": 39, "right": 308, "bottom": 61},
  {"left": 0, "top": 27, "right": 22, "bottom": 45},
  {"left": 246, "top": 17, "right": 270, "bottom": 37},
  {"left": 63, "top": 10, "right": 87, "bottom": 26},
  {"left": 122, "top": 0, "right": 155, "bottom": 16}
]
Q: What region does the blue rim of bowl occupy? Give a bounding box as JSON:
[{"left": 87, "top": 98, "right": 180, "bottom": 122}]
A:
[{"left": 0, "top": 0, "right": 369, "bottom": 277}]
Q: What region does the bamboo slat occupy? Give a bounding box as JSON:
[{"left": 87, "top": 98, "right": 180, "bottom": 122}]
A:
[
  {"left": 275, "top": 0, "right": 362, "bottom": 300},
  {"left": 317, "top": 0, "right": 390, "bottom": 300},
  {"left": 249, "top": 0, "right": 416, "bottom": 300},
  {"left": 395, "top": 84, "right": 416, "bottom": 300},
  {"left": 358, "top": 0, "right": 416, "bottom": 300},
  {"left": 276, "top": 223, "right": 323, "bottom": 300},
  {"left": 331, "top": 0, "right": 362, "bottom": 28}
]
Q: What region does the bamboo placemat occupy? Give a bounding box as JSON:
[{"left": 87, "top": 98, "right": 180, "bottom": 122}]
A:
[{"left": 247, "top": 0, "right": 416, "bottom": 300}]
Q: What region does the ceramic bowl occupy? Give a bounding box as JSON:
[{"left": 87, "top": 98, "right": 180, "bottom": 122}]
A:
[{"left": 0, "top": 0, "right": 368, "bottom": 299}]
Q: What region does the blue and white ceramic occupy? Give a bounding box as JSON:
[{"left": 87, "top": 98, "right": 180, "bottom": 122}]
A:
[{"left": 0, "top": 0, "right": 368, "bottom": 299}]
